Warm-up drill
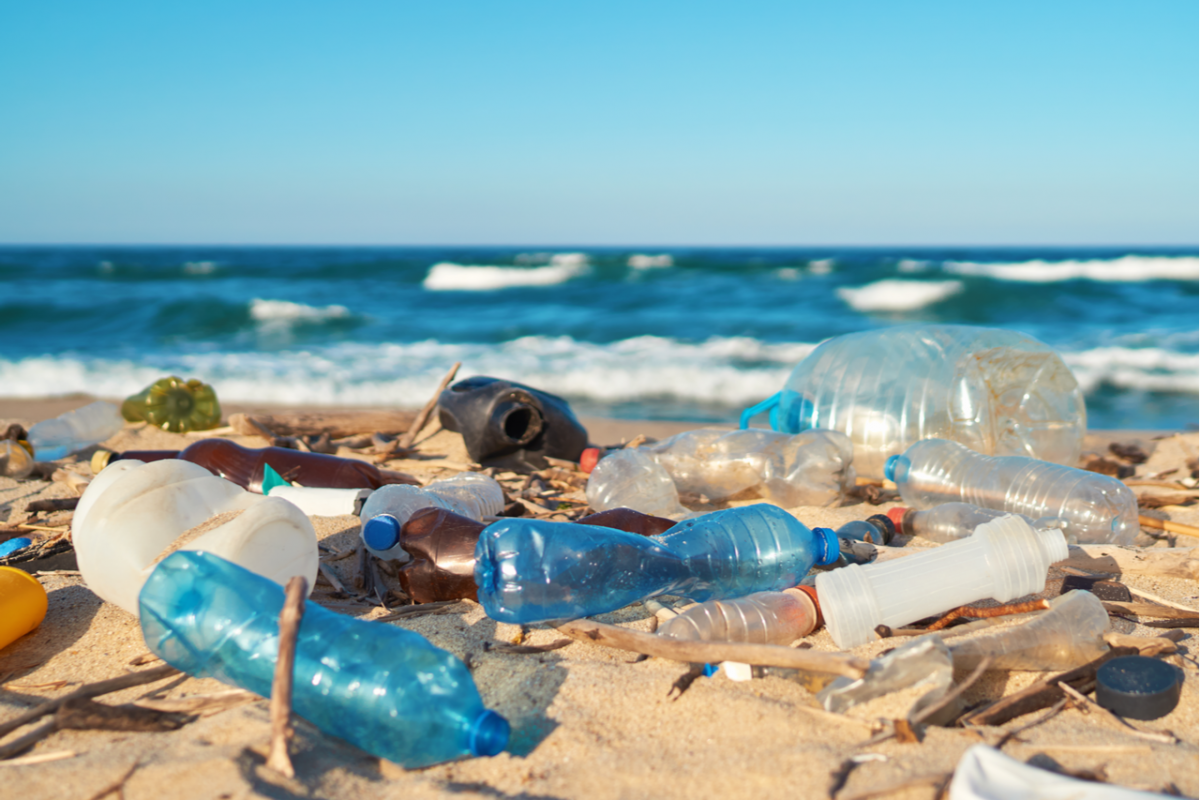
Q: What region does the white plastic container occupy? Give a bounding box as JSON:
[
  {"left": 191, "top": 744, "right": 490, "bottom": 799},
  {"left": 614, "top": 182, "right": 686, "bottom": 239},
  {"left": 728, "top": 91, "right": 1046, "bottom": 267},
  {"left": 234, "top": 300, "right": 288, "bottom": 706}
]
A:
[
  {"left": 28, "top": 400, "right": 125, "bottom": 461},
  {"left": 585, "top": 448, "right": 685, "bottom": 518},
  {"left": 74, "top": 459, "right": 318, "bottom": 616},
  {"left": 360, "top": 472, "right": 505, "bottom": 560},
  {"left": 815, "top": 514, "right": 1068, "bottom": 648},
  {"left": 268, "top": 485, "right": 372, "bottom": 517},
  {"left": 741, "top": 325, "right": 1086, "bottom": 479},
  {"left": 644, "top": 428, "right": 855, "bottom": 508},
  {"left": 886, "top": 438, "right": 1139, "bottom": 545}
]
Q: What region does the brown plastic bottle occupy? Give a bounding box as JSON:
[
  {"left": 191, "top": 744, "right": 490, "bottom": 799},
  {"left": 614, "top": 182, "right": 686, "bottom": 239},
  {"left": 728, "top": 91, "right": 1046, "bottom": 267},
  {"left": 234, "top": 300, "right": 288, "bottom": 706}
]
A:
[
  {"left": 91, "top": 439, "right": 418, "bottom": 492},
  {"left": 395, "top": 506, "right": 678, "bottom": 604}
]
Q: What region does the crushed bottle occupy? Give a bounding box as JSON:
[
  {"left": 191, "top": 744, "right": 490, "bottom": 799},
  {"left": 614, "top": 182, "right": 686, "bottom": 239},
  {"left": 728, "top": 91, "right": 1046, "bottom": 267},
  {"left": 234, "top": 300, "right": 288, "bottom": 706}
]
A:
[
  {"left": 585, "top": 448, "right": 686, "bottom": 518},
  {"left": 360, "top": 473, "right": 506, "bottom": 560},
  {"left": 886, "top": 438, "right": 1138, "bottom": 545},
  {"left": 740, "top": 324, "right": 1086, "bottom": 479},
  {"left": 28, "top": 400, "right": 124, "bottom": 461},
  {"left": 818, "top": 635, "right": 954, "bottom": 721},
  {"left": 948, "top": 590, "right": 1110, "bottom": 671},
  {"left": 658, "top": 587, "right": 821, "bottom": 645},
  {"left": 815, "top": 514, "right": 1068, "bottom": 648},
  {"left": 475, "top": 504, "right": 841, "bottom": 625},
  {"left": 121, "top": 375, "right": 222, "bottom": 433},
  {"left": 140, "top": 551, "right": 510, "bottom": 768}
]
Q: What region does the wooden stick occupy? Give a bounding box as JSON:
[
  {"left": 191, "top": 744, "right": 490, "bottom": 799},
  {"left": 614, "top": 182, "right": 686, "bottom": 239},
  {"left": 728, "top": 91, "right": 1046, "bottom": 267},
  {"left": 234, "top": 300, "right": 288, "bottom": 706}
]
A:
[
  {"left": 1061, "top": 544, "right": 1197, "bottom": 580},
  {"left": 1102, "top": 632, "right": 1178, "bottom": 657},
  {"left": 0, "top": 750, "right": 76, "bottom": 768},
  {"left": 0, "top": 663, "right": 179, "bottom": 740},
  {"left": 0, "top": 719, "right": 57, "bottom": 760},
  {"left": 1101, "top": 601, "right": 1198, "bottom": 620},
  {"left": 1138, "top": 515, "right": 1198, "bottom": 538},
  {"left": 1056, "top": 682, "right": 1178, "bottom": 744},
  {"left": 397, "top": 363, "right": 461, "bottom": 452},
  {"left": 861, "top": 657, "right": 993, "bottom": 747},
  {"left": 554, "top": 618, "right": 869, "bottom": 678},
  {"left": 266, "top": 576, "right": 307, "bottom": 778},
  {"left": 926, "top": 599, "right": 1049, "bottom": 631},
  {"left": 229, "top": 410, "right": 418, "bottom": 439}
]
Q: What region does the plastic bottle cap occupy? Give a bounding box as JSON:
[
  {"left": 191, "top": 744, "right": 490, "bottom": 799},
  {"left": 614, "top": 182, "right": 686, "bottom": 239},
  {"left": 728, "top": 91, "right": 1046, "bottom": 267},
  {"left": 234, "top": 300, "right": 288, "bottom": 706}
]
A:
[
  {"left": 579, "top": 447, "right": 601, "bottom": 474},
  {"left": 0, "top": 537, "right": 32, "bottom": 559},
  {"left": 811, "top": 527, "right": 841, "bottom": 566},
  {"left": 884, "top": 455, "right": 900, "bottom": 482},
  {"left": 91, "top": 450, "right": 115, "bottom": 474},
  {"left": 468, "top": 709, "right": 511, "bottom": 757},
  {"left": 362, "top": 515, "right": 402, "bottom": 551},
  {"left": 1095, "top": 656, "right": 1182, "bottom": 721},
  {"left": 885, "top": 506, "right": 909, "bottom": 531}
]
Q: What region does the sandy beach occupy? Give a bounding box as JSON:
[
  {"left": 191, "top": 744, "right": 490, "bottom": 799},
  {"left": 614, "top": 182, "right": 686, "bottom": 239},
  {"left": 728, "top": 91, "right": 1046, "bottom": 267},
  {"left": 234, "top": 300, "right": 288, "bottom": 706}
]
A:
[{"left": 0, "top": 397, "right": 1196, "bottom": 800}]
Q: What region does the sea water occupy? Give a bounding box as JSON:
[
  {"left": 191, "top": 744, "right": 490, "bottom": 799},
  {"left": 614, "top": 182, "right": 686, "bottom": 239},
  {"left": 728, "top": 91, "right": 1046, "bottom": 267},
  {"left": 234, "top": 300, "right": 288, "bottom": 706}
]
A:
[{"left": 0, "top": 246, "right": 1194, "bottom": 430}]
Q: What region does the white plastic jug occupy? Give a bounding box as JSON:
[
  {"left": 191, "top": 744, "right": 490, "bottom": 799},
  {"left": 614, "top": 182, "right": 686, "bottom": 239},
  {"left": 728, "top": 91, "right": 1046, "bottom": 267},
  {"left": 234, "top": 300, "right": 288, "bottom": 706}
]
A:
[{"left": 74, "top": 459, "right": 319, "bottom": 616}]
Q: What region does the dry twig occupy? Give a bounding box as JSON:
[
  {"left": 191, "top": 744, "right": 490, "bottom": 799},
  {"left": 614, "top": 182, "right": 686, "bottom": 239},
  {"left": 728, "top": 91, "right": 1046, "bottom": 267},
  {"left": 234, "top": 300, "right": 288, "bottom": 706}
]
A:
[
  {"left": 926, "top": 599, "right": 1049, "bottom": 631},
  {"left": 266, "top": 575, "right": 307, "bottom": 778},
  {"left": 396, "top": 362, "right": 461, "bottom": 452},
  {"left": 1056, "top": 682, "right": 1179, "bottom": 744}
]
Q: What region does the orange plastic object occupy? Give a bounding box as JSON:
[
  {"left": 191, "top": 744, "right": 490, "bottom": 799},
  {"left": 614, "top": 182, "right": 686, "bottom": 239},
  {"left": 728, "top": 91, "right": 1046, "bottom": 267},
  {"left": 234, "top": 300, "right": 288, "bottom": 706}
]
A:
[{"left": 0, "top": 567, "right": 48, "bottom": 649}]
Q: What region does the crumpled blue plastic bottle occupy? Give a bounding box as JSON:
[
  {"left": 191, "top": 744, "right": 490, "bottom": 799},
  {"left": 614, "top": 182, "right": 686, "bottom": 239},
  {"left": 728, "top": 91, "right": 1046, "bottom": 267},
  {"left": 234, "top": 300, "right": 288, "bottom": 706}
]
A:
[
  {"left": 139, "top": 551, "right": 509, "bottom": 768},
  {"left": 474, "top": 504, "right": 840, "bottom": 624}
]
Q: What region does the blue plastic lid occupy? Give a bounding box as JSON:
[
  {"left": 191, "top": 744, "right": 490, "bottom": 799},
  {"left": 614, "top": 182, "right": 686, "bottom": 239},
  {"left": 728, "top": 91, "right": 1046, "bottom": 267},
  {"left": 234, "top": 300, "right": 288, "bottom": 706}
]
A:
[
  {"left": 812, "top": 527, "right": 840, "bottom": 566},
  {"left": 884, "top": 455, "right": 901, "bottom": 483},
  {"left": 0, "top": 537, "right": 32, "bottom": 558},
  {"left": 468, "top": 709, "right": 511, "bottom": 757},
  {"left": 702, "top": 663, "right": 719, "bottom": 677},
  {"left": 362, "top": 515, "right": 401, "bottom": 551}
]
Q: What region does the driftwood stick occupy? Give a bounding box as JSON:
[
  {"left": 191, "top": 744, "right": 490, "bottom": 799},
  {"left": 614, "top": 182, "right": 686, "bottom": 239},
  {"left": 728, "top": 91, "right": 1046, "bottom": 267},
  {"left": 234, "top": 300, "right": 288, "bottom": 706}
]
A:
[
  {"left": 266, "top": 576, "right": 307, "bottom": 778},
  {"left": 1056, "top": 682, "right": 1178, "bottom": 744},
  {"left": 230, "top": 410, "right": 418, "bottom": 439},
  {"left": 0, "top": 663, "right": 180, "bottom": 740},
  {"left": 1101, "top": 601, "right": 1198, "bottom": 620},
  {"left": 1063, "top": 544, "right": 1197, "bottom": 580},
  {"left": 397, "top": 362, "right": 461, "bottom": 451},
  {"left": 0, "top": 719, "right": 57, "bottom": 760},
  {"left": 555, "top": 618, "right": 869, "bottom": 678},
  {"left": 1102, "top": 632, "right": 1179, "bottom": 657},
  {"left": 926, "top": 600, "right": 1049, "bottom": 632},
  {"left": 1138, "top": 515, "right": 1198, "bottom": 538}
]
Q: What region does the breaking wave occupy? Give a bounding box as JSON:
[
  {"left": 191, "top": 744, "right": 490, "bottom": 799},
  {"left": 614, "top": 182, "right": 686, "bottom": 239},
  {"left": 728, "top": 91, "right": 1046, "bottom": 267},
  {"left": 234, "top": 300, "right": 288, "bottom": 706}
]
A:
[
  {"left": 424, "top": 253, "right": 590, "bottom": 290},
  {"left": 836, "top": 279, "right": 964, "bottom": 311},
  {"left": 942, "top": 255, "right": 1198, "bottom": 283}
]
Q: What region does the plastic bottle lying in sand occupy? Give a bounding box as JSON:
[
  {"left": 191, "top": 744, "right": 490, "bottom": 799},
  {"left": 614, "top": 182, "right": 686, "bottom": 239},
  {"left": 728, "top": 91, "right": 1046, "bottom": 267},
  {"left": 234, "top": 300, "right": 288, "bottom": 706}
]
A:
[
  {"left": 887, "top": 503, "right": 1042, "bottom": 544},
  {"left": 739, "top": 325, "right": 1086, "bottom": 479},
  {"left": 0, "top": 440, "right": 34, "bottom": 479},
  {"left": 885, "top": 439, "right": 1138, "bottom": 545},
  {"left": 92, "top": 439, "right": 419, "bottom": 493},
  {"left": 28, "top": 401, "right": 124, "bottom": 461},
  {"left": 140, "top": 551, "right": 509, "bottom": 768},
  {"left": 815, "top": 514, "right": 1068, "bottom": 648},
  {"left": 475, "top": 504, "right": 841, "bottom": 624},
  {"left": 948, "top": 590, "right": 1110, "bottom": 671},
  {"left": 73, "top": 458, "right": 318, "bottom": 616},
  {"left": 121, "top": 376, "right": 221, "bottom": 433},
  {"left": 643, "top": 428, "right": 856, "bottom": 508},
  {"left": 0, "top": 566, "right": 48, "bottom": 650},
  {"left": 585, "top": 448, "right": 686, "bottom": 518},
  {"left": 658, "top": 587, "right": 821, "bottom": 645},
  {"left": 360, "top": 473, "right": 506, "bottom": 560},
  {"left": 818, "top": 635, "right": 954, "bottom": 719}
]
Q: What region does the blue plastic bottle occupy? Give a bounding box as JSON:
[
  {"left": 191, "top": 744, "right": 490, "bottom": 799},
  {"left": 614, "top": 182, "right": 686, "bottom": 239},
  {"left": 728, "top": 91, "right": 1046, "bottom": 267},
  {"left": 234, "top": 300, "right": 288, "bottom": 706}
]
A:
[
  {"left": 474, "top": 504, "right": 840, "bottom": 624},
  {"left": 139, "top": 551, "right": 509, "bottom": 768}
]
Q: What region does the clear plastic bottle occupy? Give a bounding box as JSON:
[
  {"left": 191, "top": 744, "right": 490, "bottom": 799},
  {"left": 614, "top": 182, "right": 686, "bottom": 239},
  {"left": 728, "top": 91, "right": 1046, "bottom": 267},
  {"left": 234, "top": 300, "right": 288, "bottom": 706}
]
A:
[
  {"left": 140, "top": 551, "right": 509, "bottom": 768},
  {"left": 948, "top": 590, "right": 1110, "bottom": 671},
  {"left": 885, "top": 439, "right": 1138, "bottom": 545},
  {"left": 121, "top": 376, "right": 221, "bottom": 433},
  {"left": 475, "top": 504, "right": 841, "bottom": 625},
  {"left": 643, "top": 428, "right": 856, "bottom": 507},
  {"left": 888, "top": 503, "right": 1038, "bottom": 544},
  {"left": 585, "top": 448, "right": 685, "bottom": 518},
  {"left": 658, "top": 587, "right": 821, "bottom": 645},
  {"left": 815, "top": 514, "right": 1069, "bottom": 648},
  {"left": 817, "top": 634, "right": 953, "bottom": 718},
  {"left": 28, "top": 401, "right": 124, "bottom": 461},
  {"left": 739, "top": 325, "right": 1086, "bottom": 479},
  {"left": 361, "top": 473, "right": 505, "bottom": 560}
]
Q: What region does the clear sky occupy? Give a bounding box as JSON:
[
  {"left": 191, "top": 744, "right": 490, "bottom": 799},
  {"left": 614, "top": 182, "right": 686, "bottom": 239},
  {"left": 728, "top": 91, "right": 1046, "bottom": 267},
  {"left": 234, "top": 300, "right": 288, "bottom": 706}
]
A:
[{"left": 1, "top": 2, "right": 1196, "bottom": 246}]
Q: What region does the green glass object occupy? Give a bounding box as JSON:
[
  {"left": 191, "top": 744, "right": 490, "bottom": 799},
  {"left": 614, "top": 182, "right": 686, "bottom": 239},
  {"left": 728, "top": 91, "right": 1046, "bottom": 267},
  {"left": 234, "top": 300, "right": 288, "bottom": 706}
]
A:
[{"left": 122, "top": 376, "right": 222, "bottom": 433}]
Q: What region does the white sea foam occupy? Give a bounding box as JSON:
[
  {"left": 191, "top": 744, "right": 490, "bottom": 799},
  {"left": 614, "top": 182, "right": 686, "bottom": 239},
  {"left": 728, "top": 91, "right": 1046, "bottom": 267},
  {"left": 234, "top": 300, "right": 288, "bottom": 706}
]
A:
[
  {"left": 807, "top": 259, "right": 834, "bottom": 274},
  {"left": 183, "top": 261, "right": 218, "bottom": 275},
  {"left": 942, "top": 255, "right": 1199, "bottom": 283},
  {"left": 836, "top": 279, "right": 964, "bottom": 311},
  {"left": 249, "top": 299, "right": 351, "bottom": 322},
  {"left": 627, "top": 254, "right": 674, "bottom": 269},
  {"left": 424, "top": 254, "right": 590, "bottom": 290},
  {"left": 1062, "top": 347, "right": 1200, "bottom": 394}
]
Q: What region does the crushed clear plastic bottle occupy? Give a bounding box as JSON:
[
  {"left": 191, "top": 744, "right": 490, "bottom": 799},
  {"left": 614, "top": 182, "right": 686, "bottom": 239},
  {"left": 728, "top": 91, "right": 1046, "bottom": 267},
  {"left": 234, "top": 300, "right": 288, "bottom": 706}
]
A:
[
  {"left": 140, "top": 551, "right": 509, "bottom": 767},
  {"left": 885, "top": 438, "right": 1138, "bottom": 545},
  {"left": 643, "top": 428, "right": 855, "bottom": 507},
  {"left": 585, "top": 448, "right": 685, "bottom": 518},
  {"left": 948, "top": 590, "right": 1110, "bottom": 671},
  {"left": 28, "top": 401, "right": 124, "bottom": 461},
  {"left": 361, "top": 473, "right": 505, "bottom": 560},
  {"left": 740, "top": 325, "right": 1086, "bottom": 479},
  {"left": 658, "top": 587, "right": 820, "bottom": 645},
  {"left": 889, "top": 503, "right": 1040, "bottom": 544},
  {"left": 475, "top": 504, "right": 841, "bottom": 625}
]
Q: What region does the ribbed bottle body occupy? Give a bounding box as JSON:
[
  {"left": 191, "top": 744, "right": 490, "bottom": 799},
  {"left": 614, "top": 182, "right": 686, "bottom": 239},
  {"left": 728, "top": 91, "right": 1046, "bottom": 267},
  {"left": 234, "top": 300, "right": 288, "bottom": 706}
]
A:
[
  {"left": 658, "top": 590, "right": 816, "bottom": 645},
  {"left": 773, "top": 325, "right": 1085, "bottom": 478},
  {"left": 140, "top": 551, "right": 506, "bottom": 767},
  {"left": 425, "top": 473, "right": 506, "bottom": 520}
]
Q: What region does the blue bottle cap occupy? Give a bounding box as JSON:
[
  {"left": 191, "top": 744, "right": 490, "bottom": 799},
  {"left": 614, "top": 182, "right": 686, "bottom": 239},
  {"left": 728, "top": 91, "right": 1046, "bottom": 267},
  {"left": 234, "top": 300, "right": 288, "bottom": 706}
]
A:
[
  {"left": 884, "top": 455, "right": 905, "bottom": 483},
  {"left": 0, "top": 537, "right": 32, "bottom": 558},
  {"left": 468, "top": 709, "right": 511, "bottom": 757},
  {"left": 362, "top": 515, "right": 401, "bottom": 551},
  {"left": 811, "top": 527, "right": 841, "bottom": 566}
]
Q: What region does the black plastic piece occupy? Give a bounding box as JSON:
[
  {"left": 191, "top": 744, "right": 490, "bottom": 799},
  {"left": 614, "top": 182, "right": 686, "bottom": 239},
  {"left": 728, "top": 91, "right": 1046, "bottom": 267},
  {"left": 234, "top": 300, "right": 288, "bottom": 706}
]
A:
[
  {"left": 1095, "top": 655, "right": 1182, "bottom": 720},
  {"left": 1060, "top": 575, "right": 1133, "bottom": 602},
  {"left": 864, "top": 514, "right": 896, "bottom": 546},
  {"left": 437, "top": 376, "right": 588, "bottom": 469}
]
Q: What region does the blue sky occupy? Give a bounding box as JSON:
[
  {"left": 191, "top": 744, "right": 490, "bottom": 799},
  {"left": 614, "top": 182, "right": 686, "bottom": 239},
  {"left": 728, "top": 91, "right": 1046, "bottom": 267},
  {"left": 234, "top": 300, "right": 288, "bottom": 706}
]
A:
[{"left": 1, "top": 2, "right": 1195, "bottom": 245}]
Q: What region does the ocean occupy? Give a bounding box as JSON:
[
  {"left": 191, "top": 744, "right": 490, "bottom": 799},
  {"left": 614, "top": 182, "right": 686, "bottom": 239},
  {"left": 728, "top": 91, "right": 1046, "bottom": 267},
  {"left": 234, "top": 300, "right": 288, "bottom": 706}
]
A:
[{"left": 0, "top": 246, "right": 1195, "bottom": 430}]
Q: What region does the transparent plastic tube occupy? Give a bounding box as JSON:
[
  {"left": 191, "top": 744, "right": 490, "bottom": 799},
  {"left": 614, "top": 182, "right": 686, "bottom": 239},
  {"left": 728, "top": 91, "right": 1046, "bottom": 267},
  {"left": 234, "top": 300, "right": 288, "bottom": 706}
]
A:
[
  {"left": 815, "top": 514, "right": 1069, "bottom": 648},
  {"left": 475, "top": 504, "right": 841, "bottom": 624},
  {"left": 886, "top": 439, "right": 1138, "bottom": 545},
  {"left": 28, "top": 401, "right": 124, "bottom": 461},
  {"left": 948, "top": 590, "right": 1110, "bottom": 671},
  {"left": 140, "top": 551, "right": 509, "bottom": 767},
  {"left": 890, "top": 503, "right": 1037, "bottom": 544},
  {"left": 585, "top": 448, "right": 685, "bottom": 517},
  {"left": 361, "top": 473, "right": 505, "bottom": 560},
  {"left": 658, "top": 588, "right": 820, "bottom": 644},
  {"left": 740, "top": 325, "right": 1085, "bottom": 478},
  {"left": 643, "top": 428, "right": 855, "bottom": 507}
]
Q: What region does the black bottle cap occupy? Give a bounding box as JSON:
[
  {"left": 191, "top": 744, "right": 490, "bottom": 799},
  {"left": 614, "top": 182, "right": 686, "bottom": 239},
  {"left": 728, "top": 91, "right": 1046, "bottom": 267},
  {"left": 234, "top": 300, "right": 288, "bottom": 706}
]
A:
[{"left": 1095, "top": 655, "right": 1182, "bottom": 721}]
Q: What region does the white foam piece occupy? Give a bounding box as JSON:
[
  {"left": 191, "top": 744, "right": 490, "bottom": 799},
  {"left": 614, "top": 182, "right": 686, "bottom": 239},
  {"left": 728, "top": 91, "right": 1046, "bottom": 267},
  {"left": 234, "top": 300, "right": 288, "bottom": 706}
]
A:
[
  {"left": 836, "top": 279, "right": 964, "bottom": 311},
  {"left": 943, "top": 255, "right": 1199, "bottom": 283},
  {"left": 423, "top": 258, "right": 589, "bottom": 290}
]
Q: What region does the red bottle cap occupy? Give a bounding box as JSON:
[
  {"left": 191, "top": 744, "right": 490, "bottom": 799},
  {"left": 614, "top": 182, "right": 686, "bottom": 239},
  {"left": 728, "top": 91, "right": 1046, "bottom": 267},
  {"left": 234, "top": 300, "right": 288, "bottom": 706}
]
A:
[
  {"left": 886, "top": 506, "right": 909, "bottom": 530},
  {"left": 579, "top": 447, "right": 602, "bottom": 474}
]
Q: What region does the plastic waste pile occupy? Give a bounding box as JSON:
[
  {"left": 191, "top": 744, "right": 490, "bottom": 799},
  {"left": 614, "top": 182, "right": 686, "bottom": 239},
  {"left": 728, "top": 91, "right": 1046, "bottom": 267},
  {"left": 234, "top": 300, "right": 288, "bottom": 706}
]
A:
[{"left": 360, "top": 472, "right": 506, "bottom": 560}]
